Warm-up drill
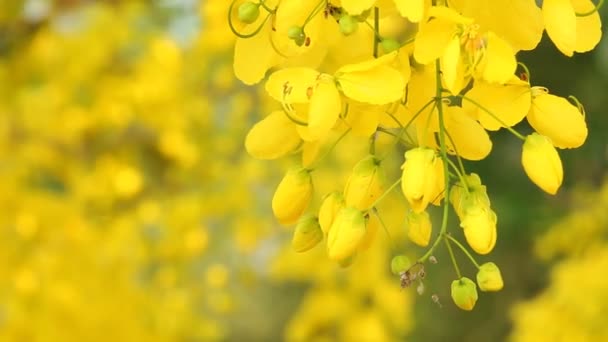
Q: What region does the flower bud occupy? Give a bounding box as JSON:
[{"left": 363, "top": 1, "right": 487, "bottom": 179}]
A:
[
  {"left": 460, "top": 205, "right": 497, "bottom": 255},
  {"left": 339, "top": 15, "right": 359, "bottom": 36},
  {"left": 521, "top": 133, "right": 563, "bottom": 195},
  {"left": 245, "top": 111, "right": 301, "bottom": 160},
  {"left": 451, "top": 277, "right": 478, "bottom": 311},
  {"left": 450, "top": 173, "right": 491, "bottom": 219},
  {"left": 401, "top": 147, "right": 438, "bottom": 213},
  {"left": 358, "top": 212, "right": 378, "bottom": 251},
  {"left": 344, "top": 155, "right": 385, "bottom": 211},
  {"left": 405, "top": 210, "right": 432, "bottom": 247},
  {"left": 327, "top": 207, "right": 366, "bottom": 261},
  {"left": 391, "top": 255, "right": 412, "bottom": 275},
  {"left": 287, "top": 26, "right": 306, "bottom": 47},
  {"left": 272, "top": 167, "right": 313, "bottom": 225},
  {"left": 528, "top": 92, "right": 588, "bottom": 149},
  {"left": 381, "top": 38, "right": 401, "bottom": 53},
  {"left": 318, "top": 192, "right": 344, "bottom": 235},
  {"left": 291, "top": 215, "right": 323, "bottom": 253},
  {"left": 238, "top": 2, "right": 260, "bottom": 24},
  {"left": 476, "top": 262, "right": 504, "bottom": 292}
]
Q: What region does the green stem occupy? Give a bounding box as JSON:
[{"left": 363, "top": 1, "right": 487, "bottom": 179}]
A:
[
  {"left": 373, "top": 208, "right": 397, "bottom": 251},
  {"left": 446, "top": 234, "right": 480, "bottom": 268},
  {"left": 369, "top": 178, "right": 401, "bottom": 210},
  {"left": 380, "top": 100, "right": 435, "bottom": 160},
  {"left": 445, "top": 157, "right": 468, "bottom": 192},
  {"left": 445, "top": 237, "right": 462, "bottom": 278},
  {"left": 259, "top": 0, "right": 277, "bottom": 13},
  {"left": 443, "top": 128, "right": 467, "bottom": 179},
  {"left": 306, "top": 128, "right": 351, "bottom": 171},
  {"left": 418, "top": 61, "right": 451, "bottom": 263},
  {"left": 459, "top": 95, "right": 526, "bottom": 141},
  {"left": 373, "top": 7, "right": 380, "bottom": 58},
  {"left": 576, "top": 0, "right": 604, "bottom": 16},
  {"left": 228, "top": 0, "right": 272, "bottom": 39}
]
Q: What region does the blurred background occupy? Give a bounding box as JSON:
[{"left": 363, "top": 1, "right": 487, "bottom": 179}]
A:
[{"left": 0, "top": 0, "right": 607, "bottom": 341}]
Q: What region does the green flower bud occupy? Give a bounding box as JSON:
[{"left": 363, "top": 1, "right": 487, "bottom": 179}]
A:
[
  {"left": 339, "top": 15, "right": 359, "bottom": 36},
  {"left": 381, "top": 38, "right": 401, "bottom": 53},
  {"left": 237, "top": 2, "right": 260, "bottom": 24},
  {"left": 391, "top": 255, "right": 412, "bottom": 275},
  {"left": 476, "top": 262, "right": 504, "bottom": 292},
  {"left": 287, "top": 26, "right": 306, "bottom": 47},
  {"left": 451, "top": 277, "right": 478, "bottom": 311},
  {"left": 291, "top": 215, "right": 323, "bottom": 253}
]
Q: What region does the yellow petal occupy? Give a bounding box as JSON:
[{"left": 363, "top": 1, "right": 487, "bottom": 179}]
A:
[
  {"left": 461, "top": 206, "right": 497, "bottom": 255},
  {"left": 343, "top": 155, "right": 385, "bottom": 211},
  {"left": 344, "top": 100, "right": 382, "bottom": 137},
  {"left": 265, "top": 68, "right": 319, "bottom": 103},
  {"left": 413, "top": 17, "right": 456, "bottom": 64},
  {"left": 401, "top": 147, "right": 437, "bottom": 213},
  {"left": 481, "top": 32, "right": 516, "bottom": 84},
  {"left": 465, "top": 78, "right": 531, "bottom": 131},
  {"left": 521, "top": 133, "right": 563, "bottom": 194},
  {"left": 394, "top": 0, "right": 425, "bottom": 22},
  {"left": 573, "top": 0, "right": 602, "bottom": 53},
  {"left": 308, "top": 79, "right": 342, "bottom": 140},
  {"left": 318, "top": 192, "right": 345, "bottom": 235},
  {"left": 340, "top": 0, "right": 377, "bottom": 15},
  {"left": 337, "top": 66, "right": 405, "bottom": 104},
  {"left": 233, "top": 19, "right": 279, "bottom": 84},
  {"left": 528, "top": 93, "right": 588, "bottom": 149},
  {"left": 453, "top": 0, "right": 544, "bottom": 51},
  {"left": 445, "top": 106, "right": 492, "bottom": 161},
  {"left": 441, "top": 36, "right": 462, "bottom": 94},
  {"left": 543, "top": 0, "right": 577, "bottom": 56},
  {"left": 245, "top": 111, "right": 301, "bottom": 159},
  {"left": 291, "top": 215, "right": 323, "bottom": 252}
]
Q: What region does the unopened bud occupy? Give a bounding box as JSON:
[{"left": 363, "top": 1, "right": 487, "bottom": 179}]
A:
[
  {"left": 405, "top": 209, "right": 432, "bottom": 247},
  {"left": 287, "top": 26, "right": 306, "bottom": 47},
  {"left": 381, "top": 38, "right": 401, "bottom": 53},
  {"left": 476, "top": 262, "right": 504, "bottom": 292},
  {"left": 238, "top": 2, "right": 260, "bottom": 24},
  {"left": 291, "top": 215, "right": 323, "bottom": 252},
  {"left": 391, "top": 255, "right": 412, "bottom": 275},
  {"left": 344, "top": 155, "right": 385, "bottom": 211},
  {"left": 272, "top": 167, "right": 313, "bottom": 225},
  {"left": 522, "top": 133, "right": 563, "bottom": 195},
  {"left": 339, "top": 15, "right": 359, "bottom": 36},
  {"left": 327, "top": 207, "right": 366, "bottom": 262},
  {"left": 451, "top": 277, "right": 478, "bottom": 311}
]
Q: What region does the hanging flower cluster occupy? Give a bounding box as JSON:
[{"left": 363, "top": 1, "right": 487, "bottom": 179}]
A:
[{"left": 229, "top": 0, "right": 602, "bottom": 310}]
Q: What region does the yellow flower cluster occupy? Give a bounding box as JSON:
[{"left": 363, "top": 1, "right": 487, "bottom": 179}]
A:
[{"left": 230, "top": 0, "right": 601, "bottom": 310}]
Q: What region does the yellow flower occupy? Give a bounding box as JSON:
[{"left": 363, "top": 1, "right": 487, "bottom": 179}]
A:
[
  {"left": 413, "top": 6, "right": 516, "bottom": 93},
  {"left": 292, "top": 215, "right": 324, "bottom": 252},
  {"left": 343, "top": 155, "right": 385, "bottom": 211},
  {"left": 521, "top": 133, "right": 564, "bottom": 195},
  {"left": 400, "top": 147, "right": 439, "bottom": 213},
  {"left": 405, "top": 210, "right": 432, "bottom": 247},
  {"left": 528, "top": 89, "right": 588, "bottom": 149},
  {"left": 542, "top": 0, "right": 602, "bottom": 56},
  {"left": 394, "top": 0, "right": 427, "bottom": 23},
  {"left": 476, "top": 262, "right": 504, "bottom": 292},
  {"left": 460, "top": 205, "right": 497, "bottom": 255},
  {"left": 245, "top": 110, "right": 301, "bottom": 159},
  {"left": 327, "top": 207, "right": 366, "bottom": 262},
  {"left": 451, "top": 277, "right": 478, "bottom": 311},
  {"left": 272, "top": 167, "right": 314, "bottom": 225}
]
